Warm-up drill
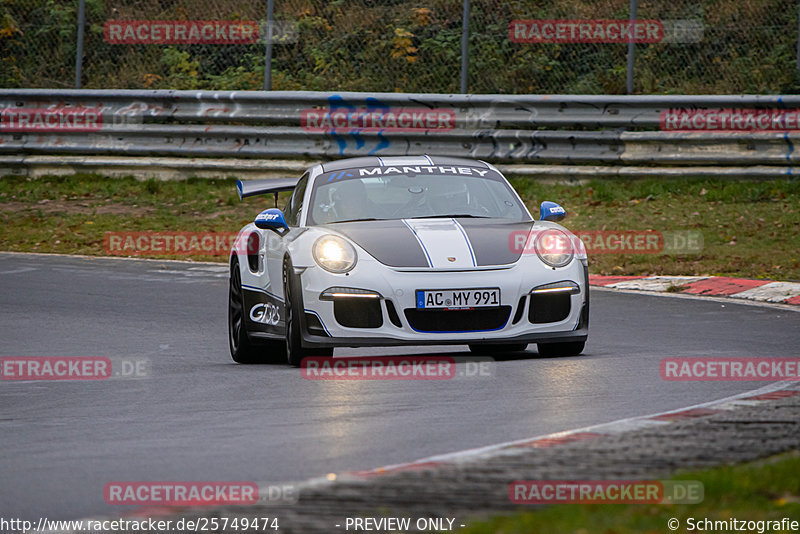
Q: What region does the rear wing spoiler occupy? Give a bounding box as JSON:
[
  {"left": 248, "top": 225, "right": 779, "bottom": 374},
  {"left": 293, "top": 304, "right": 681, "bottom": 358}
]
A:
[{"left": 236, "top": 178, "right": 300, "bottom": 200}]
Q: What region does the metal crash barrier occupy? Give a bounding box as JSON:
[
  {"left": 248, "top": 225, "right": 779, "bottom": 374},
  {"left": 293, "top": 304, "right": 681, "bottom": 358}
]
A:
[{"left": 2, "top": 90, "right": 800, "bottom": 177}]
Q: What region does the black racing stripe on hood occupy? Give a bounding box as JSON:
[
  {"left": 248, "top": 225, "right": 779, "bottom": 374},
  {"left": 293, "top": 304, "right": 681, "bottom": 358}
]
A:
[
  {"left": 458, "top": 219, "right": 534, "bottom": 266},
  {"left": 323, "top": 220, "right": 429, "bottom": 268}
]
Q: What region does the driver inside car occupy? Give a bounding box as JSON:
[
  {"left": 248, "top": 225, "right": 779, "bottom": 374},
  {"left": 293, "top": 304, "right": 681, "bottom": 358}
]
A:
[{"left": 331, "top": 179, "right": 374, "bottom": 222}]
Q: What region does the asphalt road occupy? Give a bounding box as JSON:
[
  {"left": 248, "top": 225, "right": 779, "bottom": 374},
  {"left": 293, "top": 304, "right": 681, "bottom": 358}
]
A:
[{"left": 1, "top": 252, "right": 798, "bottom": 521}]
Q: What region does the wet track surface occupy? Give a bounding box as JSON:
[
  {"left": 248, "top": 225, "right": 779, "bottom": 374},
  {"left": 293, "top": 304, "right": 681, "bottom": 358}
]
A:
[{"left": 1, "top": 252, "right": 798, "bottom": 520}]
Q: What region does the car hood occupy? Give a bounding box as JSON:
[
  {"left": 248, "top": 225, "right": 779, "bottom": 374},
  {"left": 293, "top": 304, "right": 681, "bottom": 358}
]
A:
[{"left": 323, "top": 218, "right": 534, "bottom": 269}]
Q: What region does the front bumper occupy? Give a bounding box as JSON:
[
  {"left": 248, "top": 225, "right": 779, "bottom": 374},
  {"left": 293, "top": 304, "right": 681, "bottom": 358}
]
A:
[{"left": 294, "top": 256, "right": 589, "bottom": 349}]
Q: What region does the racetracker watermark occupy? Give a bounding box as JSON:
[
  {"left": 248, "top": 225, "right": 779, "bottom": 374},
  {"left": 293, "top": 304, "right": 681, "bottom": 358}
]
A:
[
  {"left": 661, "top": 109, "right": 800, "bottom": 131},
  {"left": 301, "top": 108, "right": 456, "bottom": 132},
  {"left": 661, "top": 358, "right": 800, "bottom": 381},
  {"left": 509, "top": 229, "right": 703, "bottom": 256},
  {"left": 1, "top": 356, "right": 150, "bottom": 380},
  {"left": 0, "top": 107, "right": 102, "bottom": 132},
  {"left": 104, "top": 231, "right": 253, "bottom": 256},
  {"left": 509, "top": 19, "right": 663, "bottom": 43},
  {"left": 103, "top": 20, "right": 297, "bottom": 45},
  {"left": 301, "top": 356, "right": 494, "bottom": 380},
  {"left": 103, "top": 482, "right": 296, "bottom": 506},
  {"left": 509, "top": 480, "right": 703, "bottom": 504},
  {"left": 103, "top": 482, "right": 295, "bottom": 506}
]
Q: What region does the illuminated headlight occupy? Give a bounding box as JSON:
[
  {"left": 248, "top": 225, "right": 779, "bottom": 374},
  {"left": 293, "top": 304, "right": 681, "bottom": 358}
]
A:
[
  {"left": 535, "top": 229, "right": 574, "bottom": 268},
  {"left": 313, "top": 235, "right": 357, "bottom": 274}
]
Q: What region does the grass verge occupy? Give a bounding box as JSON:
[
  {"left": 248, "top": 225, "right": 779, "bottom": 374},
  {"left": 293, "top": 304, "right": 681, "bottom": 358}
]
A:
[
  {"left": 0, "top": 174, "right": 798, "bottom": 279},
  {"left": 459, "top": 451, "right": 800, "bottom": 534}
]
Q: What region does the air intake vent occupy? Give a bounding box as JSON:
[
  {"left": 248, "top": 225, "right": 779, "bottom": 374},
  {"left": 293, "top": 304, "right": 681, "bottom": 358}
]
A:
[
  {"left": 334, "top": 299, "right": 383, "bottom": 328},
  {"left": 529, "top": 293, "right": 571, "bottom": 324},
  {"left": 512, "top": 295, "right": 527, "bottom": 325},
  {"left": 304, "top": 312, "right": 329, "bottom": 337},
  {"left": 385, "top": 299, "right": 402, "bottom": 328}
]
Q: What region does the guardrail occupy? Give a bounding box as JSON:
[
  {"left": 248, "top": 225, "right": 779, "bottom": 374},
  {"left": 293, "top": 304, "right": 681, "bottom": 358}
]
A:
[{"left": 2, "top": 90, "right": 800, "bottom": 171}]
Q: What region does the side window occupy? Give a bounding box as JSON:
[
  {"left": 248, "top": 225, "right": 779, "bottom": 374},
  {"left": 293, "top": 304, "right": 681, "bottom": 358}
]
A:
[{"left": 284, "top": 173, "right": 308, "bottom": 226}]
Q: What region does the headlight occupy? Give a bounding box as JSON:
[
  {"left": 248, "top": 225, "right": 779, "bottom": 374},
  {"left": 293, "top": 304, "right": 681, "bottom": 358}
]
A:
[
  {"left": 313, "top": 235, "right": 357, "bottom": 273},
  {"left": 535, "top": 229, "right": 574, "bottom": 268}
]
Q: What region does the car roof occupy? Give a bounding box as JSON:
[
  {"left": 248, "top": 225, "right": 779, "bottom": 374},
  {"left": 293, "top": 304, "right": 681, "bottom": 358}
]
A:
[{"left": 319, "top": 155, "right": 490, "bottom": 173}]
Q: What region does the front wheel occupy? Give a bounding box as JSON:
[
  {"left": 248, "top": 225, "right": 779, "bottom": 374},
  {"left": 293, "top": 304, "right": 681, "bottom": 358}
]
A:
[
  {"left": 283, "top": 258, "right": 333, "bottom": 367},
  {"left": 229, "top": 260, "right": 286, "bottom": 364},
  {"left": 228, "top": 261, "right": 261, "bottom": 363},
  {"left": 536, "top": 341, "right": 585, "bottom": 357}
]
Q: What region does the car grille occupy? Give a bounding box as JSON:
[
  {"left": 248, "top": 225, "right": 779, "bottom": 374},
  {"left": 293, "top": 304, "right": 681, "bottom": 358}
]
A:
[{"left": 404, "top": 306, "right": 511, "bottom": 333}]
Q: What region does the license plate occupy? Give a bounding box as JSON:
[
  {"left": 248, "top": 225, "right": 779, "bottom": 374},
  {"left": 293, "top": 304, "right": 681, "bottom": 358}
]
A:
[{"left": 416, "top": 288, "right": 501, "bottom": 310}]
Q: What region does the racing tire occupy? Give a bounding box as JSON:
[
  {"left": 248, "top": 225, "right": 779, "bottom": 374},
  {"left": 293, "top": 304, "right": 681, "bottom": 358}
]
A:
[
  {"left": 536, "top": 341, "right": 585, "bottom": 357},
  {"left": 468, "top": 343, "right": 528, "bottom": 355},
  {"left": 229, "top": 260, "right": 269, "bottom": 363},
  {"left": 283, "top": 258, "right": 333, "bottom": 367}
]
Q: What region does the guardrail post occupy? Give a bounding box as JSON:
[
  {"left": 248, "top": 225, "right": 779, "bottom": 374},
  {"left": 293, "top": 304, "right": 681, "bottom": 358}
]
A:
[
  {"left": 263, "top": 0, "right": 275, "bottom": 90},
  {"left": 74, "top": 0, "right": 86, "bottom": 89},
  {"left": 626, "top": 0, "right": 637, "bottom": 94},
  {"left": 460, "top": 0, "right": 471, "bottom": 94}
]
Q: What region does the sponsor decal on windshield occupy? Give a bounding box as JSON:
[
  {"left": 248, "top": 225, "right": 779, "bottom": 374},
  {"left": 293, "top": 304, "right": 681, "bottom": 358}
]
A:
[
  {"left": 318, "top": 166, "right": 494, "bottom": 183},
  {"left": 356, "top": 166, "right": 490, "bottom": 177}
]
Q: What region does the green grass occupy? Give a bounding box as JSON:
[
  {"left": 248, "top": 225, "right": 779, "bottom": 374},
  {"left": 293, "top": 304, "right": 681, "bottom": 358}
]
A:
[
  {"left": 459, "top": 451, "right": 800, "bottom": 534},
  {"left": 1, "top": 173, "right": 798, "bottom": 279},
  {"left": 0, "top": 174, "right": 291, "bottom": 262},
  {"left": 509, "top": 176, "right": 800, "bottom": 280}
]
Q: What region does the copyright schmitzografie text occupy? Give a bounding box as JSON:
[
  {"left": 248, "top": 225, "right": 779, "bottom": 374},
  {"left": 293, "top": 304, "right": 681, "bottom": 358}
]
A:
[{"left": 683, "top": 517, "right": 798, "bottom": 533}]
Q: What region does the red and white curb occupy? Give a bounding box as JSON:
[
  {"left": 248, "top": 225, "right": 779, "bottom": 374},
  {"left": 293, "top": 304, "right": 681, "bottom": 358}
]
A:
[
  {"left": 590, "top": 275, "right": 800, "bottom": 306},
  {"left": 343, "top": 381, "right": 800, "bottom": 479}
]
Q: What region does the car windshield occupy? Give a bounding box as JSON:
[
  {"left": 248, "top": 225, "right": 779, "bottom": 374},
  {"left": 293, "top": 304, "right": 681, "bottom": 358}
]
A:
[{"left": 307, "top": 167, "right": 529, "bottom": 225}]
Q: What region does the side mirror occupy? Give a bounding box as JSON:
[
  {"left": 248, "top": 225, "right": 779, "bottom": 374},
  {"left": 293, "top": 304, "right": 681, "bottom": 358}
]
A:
[
  {"left": 254, "top": 208, "right": 289, "bottom": 233},
  {"left": 539, "top": 201, "right": 566, "bottom": 222}
]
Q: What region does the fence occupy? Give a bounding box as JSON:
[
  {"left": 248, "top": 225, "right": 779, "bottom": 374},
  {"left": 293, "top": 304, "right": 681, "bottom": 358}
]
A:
[
  {"left": 1, "top": 0, "right": 799, "bottom": 94},
  {"left": 3, "top": 90, "right": 800, "bottom": 178}
]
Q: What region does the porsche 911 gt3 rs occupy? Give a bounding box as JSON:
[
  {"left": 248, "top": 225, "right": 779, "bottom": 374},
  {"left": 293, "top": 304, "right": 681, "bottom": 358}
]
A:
[{"left": 228, "top": 155, "right": 588, "bottom": 366}]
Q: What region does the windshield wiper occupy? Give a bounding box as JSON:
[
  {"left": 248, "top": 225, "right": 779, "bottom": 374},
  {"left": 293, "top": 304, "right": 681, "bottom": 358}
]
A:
[
  {"left": 328, "top": 215, "right": 490, "bottom": 223},
  {"left": 329, "top": 218, "right": 380, "bottom": 224},
  {"left": 406, "top": 214, "right": 491, "bottom": 219}
]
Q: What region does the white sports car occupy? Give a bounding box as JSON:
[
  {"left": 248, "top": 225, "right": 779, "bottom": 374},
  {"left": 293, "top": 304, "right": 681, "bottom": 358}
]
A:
[{"left": 228, "top": 155, "right": 589, "bottom": 366}]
